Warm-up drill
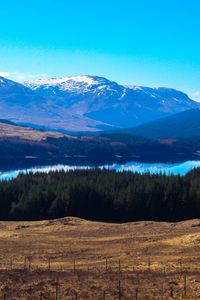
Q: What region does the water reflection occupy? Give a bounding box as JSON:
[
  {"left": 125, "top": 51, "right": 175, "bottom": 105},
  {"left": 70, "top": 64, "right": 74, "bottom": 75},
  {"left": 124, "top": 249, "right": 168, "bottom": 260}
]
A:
[{"left": 1, "top": 160, "right": 200, "bottom": 181}]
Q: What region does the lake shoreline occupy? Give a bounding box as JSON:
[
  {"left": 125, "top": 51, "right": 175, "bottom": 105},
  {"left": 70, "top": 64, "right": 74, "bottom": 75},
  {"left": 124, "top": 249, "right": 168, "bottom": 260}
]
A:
[{"left": 1, "top": 159, "right": 200, "bottom": 180}]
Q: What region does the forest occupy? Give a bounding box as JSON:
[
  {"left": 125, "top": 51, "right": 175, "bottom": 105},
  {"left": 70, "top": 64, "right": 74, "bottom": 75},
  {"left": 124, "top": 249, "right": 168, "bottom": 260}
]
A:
[
  {"left": 0, "top": 168, "right": 200, "bottom": 222},
  {"left": 1, "top": 133, "right": 200, "bottom": 165}
]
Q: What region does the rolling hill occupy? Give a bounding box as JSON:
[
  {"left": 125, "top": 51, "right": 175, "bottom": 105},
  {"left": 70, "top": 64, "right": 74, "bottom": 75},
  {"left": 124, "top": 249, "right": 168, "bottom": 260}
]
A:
[
  {"left": 0, "top": 119, "right": 64, "bottom": 141},
  {"left": 1, "top": 217, "right": 200, "bottom": 299},
  {"left": 124, "top": 109, "right": 200, "bottom": 139}
]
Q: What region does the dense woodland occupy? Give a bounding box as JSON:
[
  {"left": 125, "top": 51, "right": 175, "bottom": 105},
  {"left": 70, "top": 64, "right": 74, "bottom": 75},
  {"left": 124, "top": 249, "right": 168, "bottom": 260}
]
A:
[
  {"left": 48, "top": 134, "right": 200, "bottom": 158},
  {"left": 0, "top": 168, "right": 200, "bottom": 222},
  {"left": 1, "top": 133, "right": 200, "bottom": 165}
]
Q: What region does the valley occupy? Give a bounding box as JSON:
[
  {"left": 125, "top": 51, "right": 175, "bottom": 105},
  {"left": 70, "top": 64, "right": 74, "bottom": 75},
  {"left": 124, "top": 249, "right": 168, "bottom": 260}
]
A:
[
  {"left": 1, "top": 74, "right": 200, "bottom": 171},
  {"left": 1, "top": 118, "right": 200, "bottom": 172},
  {"left": 2, "top": 1, "right": 200, "bottom": 299}
]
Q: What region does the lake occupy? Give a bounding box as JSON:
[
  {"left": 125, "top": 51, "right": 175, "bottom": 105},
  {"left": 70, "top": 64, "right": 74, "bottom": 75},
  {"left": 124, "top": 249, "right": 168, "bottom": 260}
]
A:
[{"left": 1, "top": 160, "right": 200, "bottom": 180}]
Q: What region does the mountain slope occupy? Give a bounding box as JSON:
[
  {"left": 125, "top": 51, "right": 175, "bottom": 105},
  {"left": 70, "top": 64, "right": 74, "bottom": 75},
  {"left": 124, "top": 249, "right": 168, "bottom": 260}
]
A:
[
  {"left": 0, "top": 76, "right": 50, "bottom": 125},
  {"left": 124, "top": 109, "right": 200, "bottom": 138},
  {"left": 0, "top": 75, "right": 199, "bottom": 132},
  {"left": 25, "top": 75, "right": 200, "bottom": 130}
]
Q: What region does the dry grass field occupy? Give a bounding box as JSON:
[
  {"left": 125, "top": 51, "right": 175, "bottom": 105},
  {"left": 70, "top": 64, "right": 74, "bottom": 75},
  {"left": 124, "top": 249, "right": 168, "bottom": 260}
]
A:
[
  {"left": 0, "top": 123, "right": 65, "bottom": 141},
  {"left": 0, "top": 217, "right": 200, "bottom": 299}
]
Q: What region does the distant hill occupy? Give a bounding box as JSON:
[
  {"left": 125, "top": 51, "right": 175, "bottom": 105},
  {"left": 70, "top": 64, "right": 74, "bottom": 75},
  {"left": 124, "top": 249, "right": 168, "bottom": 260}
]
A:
[
  {"left": 0, "top": 75, "right": 199, "bottom": 132},
  {"left": 1, "top": 119, "right": 200, "bottom": 167},
  {"left": 0, "top": 120, "right": 64, "bottom": 141},
  {"left": 124, "top": 109, "right": 200, "bottom": 139},
  {"left": 0, "top": 121, "right": 68, "bottom": 168},
  {"left": 0, "top": 119, "right": 18, "bottom": 126}
]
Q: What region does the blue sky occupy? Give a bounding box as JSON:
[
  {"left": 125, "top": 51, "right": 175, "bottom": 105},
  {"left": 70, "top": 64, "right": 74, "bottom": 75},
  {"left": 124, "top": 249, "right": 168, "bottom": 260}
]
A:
[{"left": 0, "top": 0, "right": 200, "bottom": 100}]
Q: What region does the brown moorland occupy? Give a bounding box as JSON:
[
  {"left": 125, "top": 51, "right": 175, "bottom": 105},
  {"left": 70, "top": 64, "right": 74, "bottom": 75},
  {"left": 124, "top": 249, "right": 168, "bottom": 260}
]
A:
[
  {"left": 0, "top": 123, "right": 65, "bottom": 141},
  {"left": 0, "top": 217, "right": 200, "bottom": 299}
]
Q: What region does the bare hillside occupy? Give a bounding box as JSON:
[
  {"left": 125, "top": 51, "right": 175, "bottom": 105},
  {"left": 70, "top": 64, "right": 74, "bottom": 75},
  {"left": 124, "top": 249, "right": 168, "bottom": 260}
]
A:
[{"left": 0, "top": 218, "right": 200, "bottom": 299}]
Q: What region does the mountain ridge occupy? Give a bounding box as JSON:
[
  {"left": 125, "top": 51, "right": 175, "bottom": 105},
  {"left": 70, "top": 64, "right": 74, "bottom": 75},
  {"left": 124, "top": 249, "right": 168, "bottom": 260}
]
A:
[{"left": 0, "top": 75, "right": 199, "bottom": 132}]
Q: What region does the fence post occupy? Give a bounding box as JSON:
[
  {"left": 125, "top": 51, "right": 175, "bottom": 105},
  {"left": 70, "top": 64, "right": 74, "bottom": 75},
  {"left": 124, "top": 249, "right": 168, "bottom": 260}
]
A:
[
  {"left": 75, "top": 291, "right": 78, "bottom": 300},
  {"left": 73, "top": 260, "right": 76, "bottom": 274},
  {"left": 163, "top": 266, "right": 166, "bottom": 276},
  {"left": 55, "top": 281, "right": 59, "bottom": 300},
  {"left": 24, "top": 256, "right": 27, "bottom": 269},
  {"left": 48, "top": 257, "right": 51, "bottom": 271},
  {"left": 137, "top": 273, "right": 140, "bottom": 284},
  {"left": 170, "top": 286, "right": 174, "bottom": 298},
  {"left": 161, "top": 283, "right": 164, "bottom": 300},
  {"left": 183, "top": 273, "right": 187, "bottom": 297},
  {"left": 179, "top": 259, "right": 183, "bottom": 273},
  {"left": 118, "top": 259, "right": 121, "bottom": 274},
  {"left": 148, "top": 257, "right": 151, "bottom": 272},
  {"left": 103, "top": 290, "right": 106, "bottom": 300},
  {"left": 135, "top": 287, "right": 138, "bottom": 300},
  {"left": 118, "top": 280, "right": 121, "bottom": 300},
  {"left": 28, "top": 256, "right": 31, "bottom": 271}
]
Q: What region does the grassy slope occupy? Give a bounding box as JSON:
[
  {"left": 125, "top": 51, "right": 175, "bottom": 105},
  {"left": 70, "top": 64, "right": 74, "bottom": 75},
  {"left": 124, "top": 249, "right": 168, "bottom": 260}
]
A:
[
  {"left": 0, "top": 122, "right": 65, "bottom": 141},
  {"left": 0, "top": 217, "right": 200, "bottom": 299}
]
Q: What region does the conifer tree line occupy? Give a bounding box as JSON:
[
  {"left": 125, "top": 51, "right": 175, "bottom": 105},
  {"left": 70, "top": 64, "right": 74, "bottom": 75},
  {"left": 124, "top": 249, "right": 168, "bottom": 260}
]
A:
[{"left": 0, "top": 168, "right": 200, "bottom": 221}]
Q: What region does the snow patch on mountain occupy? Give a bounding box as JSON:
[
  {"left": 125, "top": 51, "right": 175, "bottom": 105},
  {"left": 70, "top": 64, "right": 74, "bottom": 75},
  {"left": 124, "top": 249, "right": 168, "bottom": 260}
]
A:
[
  {"left": 25, "top": 75, "right": 100, "bottom": 90},
  {"left": 1, "top": 74, "right": 199, "bottom": 132},
  {"left": 126, "top": 85, "right": 144, "bottom": 91}
]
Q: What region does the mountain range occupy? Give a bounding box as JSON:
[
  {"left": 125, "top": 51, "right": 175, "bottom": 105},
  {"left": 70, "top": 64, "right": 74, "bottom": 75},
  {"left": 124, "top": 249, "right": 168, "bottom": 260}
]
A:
[{"left": 0, "top": 75, "right": 199, "bottom": 132}]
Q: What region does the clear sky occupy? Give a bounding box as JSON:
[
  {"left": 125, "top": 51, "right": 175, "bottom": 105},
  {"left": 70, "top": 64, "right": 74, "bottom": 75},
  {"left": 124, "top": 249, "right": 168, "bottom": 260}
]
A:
[{"left": 0, "top": 0, "right": 200, "bottom": 100}]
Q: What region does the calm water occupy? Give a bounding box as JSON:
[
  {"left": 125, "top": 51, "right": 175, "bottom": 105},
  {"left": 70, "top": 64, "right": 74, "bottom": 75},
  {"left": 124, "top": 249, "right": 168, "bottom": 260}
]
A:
[{"left": 1, "top": 160, "right": 200, "bottom": 181}]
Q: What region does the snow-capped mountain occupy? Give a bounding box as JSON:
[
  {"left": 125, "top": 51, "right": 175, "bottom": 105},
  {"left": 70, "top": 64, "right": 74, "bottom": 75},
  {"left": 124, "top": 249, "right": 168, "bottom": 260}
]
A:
[
  {"left": 0, "top": 75, "right": 199, "bottom": 132},
  {"left": 25, "top": 75, "right": 104, "bottom": 91},
  {"left": 0, "top": 76, "right": 47, "bottom": 122}
]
